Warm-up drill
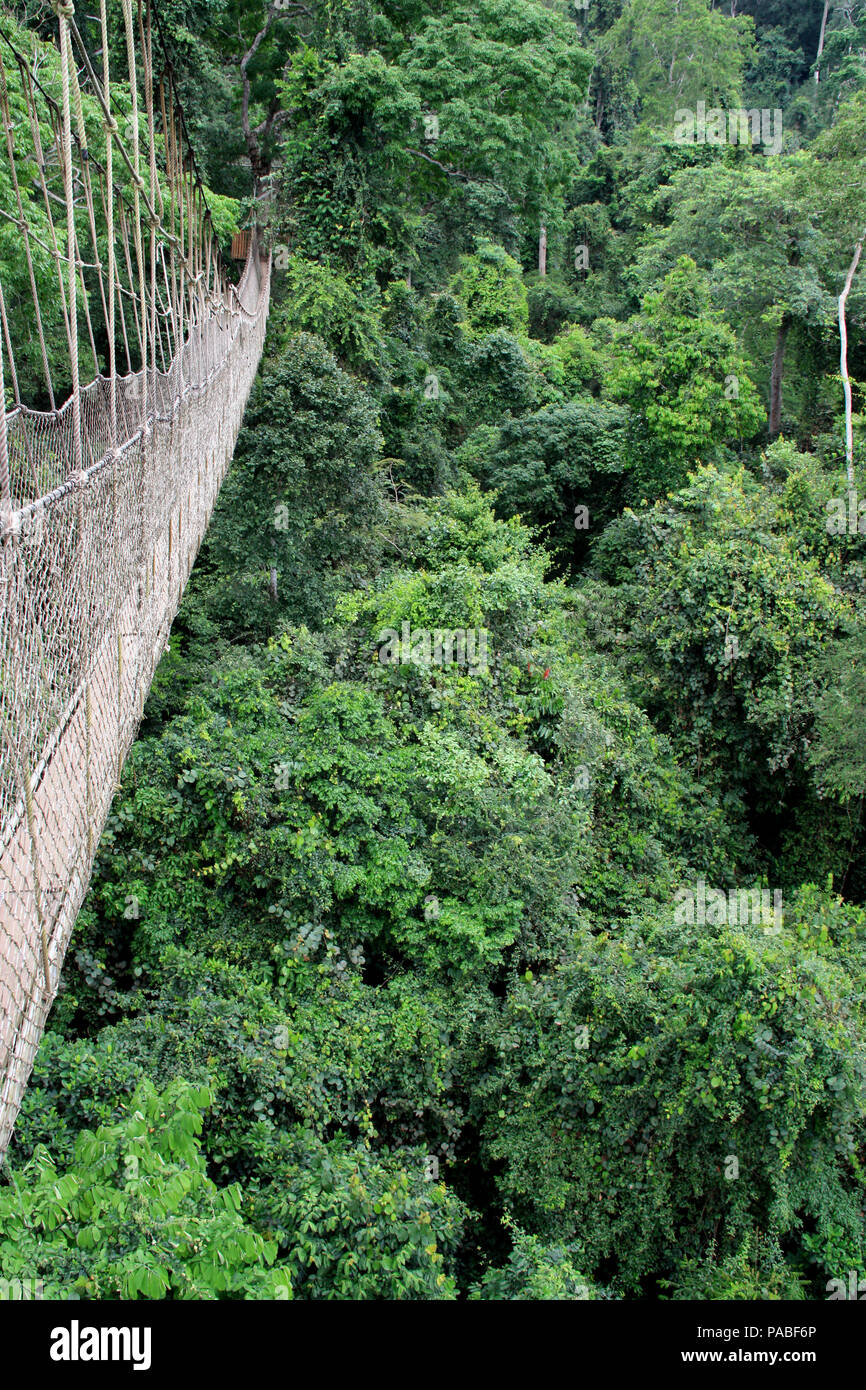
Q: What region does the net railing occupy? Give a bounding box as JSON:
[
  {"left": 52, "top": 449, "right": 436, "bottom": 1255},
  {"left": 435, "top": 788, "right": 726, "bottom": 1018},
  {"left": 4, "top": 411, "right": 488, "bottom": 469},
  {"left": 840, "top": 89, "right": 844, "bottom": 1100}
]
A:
[
  {"left": 0, "top": 0, "right": 271, "bottom": 1160},
  {"left": 0, "top": 239, "right": 269, "bottom": 1159}
]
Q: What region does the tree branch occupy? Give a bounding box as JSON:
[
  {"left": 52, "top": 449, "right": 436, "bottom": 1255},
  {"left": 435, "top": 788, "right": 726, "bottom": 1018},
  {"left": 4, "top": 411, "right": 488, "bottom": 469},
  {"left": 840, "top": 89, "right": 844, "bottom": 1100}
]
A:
[
  {"left": 405, "top": 147, "right": 507, "bottom": 198},
  {"left": 240, "top": 10, "right": 276, "bottom": 181}
]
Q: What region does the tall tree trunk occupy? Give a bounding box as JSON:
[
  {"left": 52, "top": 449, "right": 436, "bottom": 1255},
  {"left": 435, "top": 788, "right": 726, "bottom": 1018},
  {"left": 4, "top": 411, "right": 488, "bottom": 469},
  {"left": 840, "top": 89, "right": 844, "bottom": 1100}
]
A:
[
  {"left": 769, "top": 315, "right": 791, "bottom": 438},
  {"left": 240, "top": 14, "right": 279, "bottom": 195},
  {"left": 816, "top": 0, "right": 831, "bottom": 82},
  {"left": 594, "top": 81, "right": 604, "bottom": 130},
  {"left": 538, "top": 224, "right": 547, "bottom": 277},
  {"left": 840, "top": 235, "right": 864, "bottom": 489}
]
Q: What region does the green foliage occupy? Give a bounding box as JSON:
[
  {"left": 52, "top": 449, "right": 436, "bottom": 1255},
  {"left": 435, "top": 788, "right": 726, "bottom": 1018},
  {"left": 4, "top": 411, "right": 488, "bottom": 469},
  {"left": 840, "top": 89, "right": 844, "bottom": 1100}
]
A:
[
  {"left": 397, "top": 0, "right": 593, "bottom": 259},
  {"left": 0, "top": 1080, "right": 290, "bottom": 1300},
  {"left": 587, "top": 465, "right": 848, "bottom": 803},
  {"left": 277, "top": 45, "right": 421, "bottom": 280},
  {"left": 196, "top": 331, "right": 385, "bottom": 636},
  {"left": 245, "top": 1127, "right": 466, "bottom": 1299},
  {"left": 606, "top": 258, "right": 766, "bottom": 499},
  {"left": 661, "top": 1234, "right": 807, "bottom": 1301},
  {"left": 470, "top": 1221, "right": 598, "bottom": 1300},
  {"left": 471, "top": 398, "right": 630, "bottom": 567},
  {"left": 274, "top": 259, "right": 386, "bottom": 375},
  {"left": 477, "top": 908, "right": 866, "bottom": 1295},
  {"left": 547, "top": 323, "right": 604, "bottom": 394},
  {"left": 449, "top": 241, "right": 530, "bottom": 340},
  {"left": 9, "top": 0, "right": 866, "bottom": 1307},
  {"left": 808, "top": 629, "right": 866, "bottom": 803},
  {"left": 600, "top": 0, "right": 756, "bottom": 128},
  {"left": 807, "top": 3, "right": 866, "bottom": 125},
  {"left": 525, "top": 273, "right": 584, "bottom": 344}
]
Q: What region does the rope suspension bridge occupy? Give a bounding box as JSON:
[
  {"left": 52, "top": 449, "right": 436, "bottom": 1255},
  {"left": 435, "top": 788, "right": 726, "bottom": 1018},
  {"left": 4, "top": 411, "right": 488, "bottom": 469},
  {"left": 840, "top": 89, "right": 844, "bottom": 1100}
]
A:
[{"left": 0, "top": 0, "right": 271, "bottom": 1158}]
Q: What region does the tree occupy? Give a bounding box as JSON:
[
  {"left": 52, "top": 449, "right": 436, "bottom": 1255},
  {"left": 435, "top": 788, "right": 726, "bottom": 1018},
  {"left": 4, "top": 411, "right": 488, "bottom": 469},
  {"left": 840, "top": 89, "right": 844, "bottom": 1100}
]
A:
[
  {"left": 448, "top": 241, "right": 530, "bottom": 340},
  {"left": 809, "top": 0, "right": 866, "bottom": 110},
  {"left": 811, "top": 93, "right": 866, "bottom": 481},
  {"left": 597, "top": 0, "right": 756, "bottom": 128},
  {"left": 199, "top": 332, "right": 385, "bottom": 635},
  {"left": 587, "top": 462, "right": 849, "bottom": 808},
  {"left": 633, "top": 159, "right": 838, "bottom": 438},
  {"left": 397, "top": 0, "right": 593, "bottom": 263},
  {"left": 816, "top": 1, "right": 831, "bottom": 81},
  {"left": 245, "top": 1127, "right": 466, "bottom": 1299},
  {"left": 175, "top": 0, "right": 312, "bottom": 194},
  {"left": 276, "top": 0, "right": 593, "bottom": 282},
  {"left": 808, "top": 627, "right": 866, "bottom": 803},
  {"left": 477, "top": 907, "right": 866, "bottom": 1294},
  {"left": 277, "top": 45, "right": 422, "bottom": 280},
  {"left": 605, "top": 258, "right": 765, "bottom": 496},
  {"left": 470, "top": 397, "right": 630, "bottom": 567}
]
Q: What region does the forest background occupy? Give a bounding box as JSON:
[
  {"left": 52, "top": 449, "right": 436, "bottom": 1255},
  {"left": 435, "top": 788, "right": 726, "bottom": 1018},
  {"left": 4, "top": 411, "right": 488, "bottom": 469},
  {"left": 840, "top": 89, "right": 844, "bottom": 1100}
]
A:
[{"left": 1, "top": 0, "right": 866, "bottom": 1302}]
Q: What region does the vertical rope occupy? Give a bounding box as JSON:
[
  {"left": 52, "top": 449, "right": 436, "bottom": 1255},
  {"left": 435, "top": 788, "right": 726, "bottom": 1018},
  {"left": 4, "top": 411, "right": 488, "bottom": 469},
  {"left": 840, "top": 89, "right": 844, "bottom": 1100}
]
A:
[
  {"left": 175, "top": 79, "right": 186, "bottom": 401},
  {"left": 55, "top": 0, "right": 83, "bottom": 478},
  {"left": 99, "top": 0, "right": 117, "bottom": 446},
  {"left": 69, "top": 49, "right": 108, "bottom": 377},
  {"left": 119, "top": 205, "right": 145, "bottom": 370},
  {"left": 121, "top": 0, "right": 148, "bottom": 425},
  {"left": 160, "top": 80, "right": 179, "bottom": 362},
  {"left": 77, "top": 254, "right": 102, "bottom": 382},
  {"left": 142, "top": 0, "right": 159, "bottom": 398},
  {"left": 54, "top": 0, "right": 89, "bottom": 737}
]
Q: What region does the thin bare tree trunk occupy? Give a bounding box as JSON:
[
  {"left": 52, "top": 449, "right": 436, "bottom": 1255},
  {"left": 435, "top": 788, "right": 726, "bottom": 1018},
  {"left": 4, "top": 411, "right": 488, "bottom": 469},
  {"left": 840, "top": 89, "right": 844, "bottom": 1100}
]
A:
[
  {"left": 769, "top": 315, "right": 791, "bottom": 438},
  {"left": 239, "top": 12, "right": 289, "bottom": 193},
  {"left": 840, "top": 234, "right": 864, "bottom": 488},
  {"left": 816, "top": 0, "right": 831, "bottom": 82},
  {"left": 538, "top": 224, "right": 547, "bottom": 277}
]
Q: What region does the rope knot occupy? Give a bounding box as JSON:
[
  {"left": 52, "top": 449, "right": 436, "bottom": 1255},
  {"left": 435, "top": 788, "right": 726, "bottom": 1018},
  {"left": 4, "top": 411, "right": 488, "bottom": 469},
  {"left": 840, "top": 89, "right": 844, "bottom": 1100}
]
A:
[{"left": 50, "top": 0, "right": 75, "bottom": 17}]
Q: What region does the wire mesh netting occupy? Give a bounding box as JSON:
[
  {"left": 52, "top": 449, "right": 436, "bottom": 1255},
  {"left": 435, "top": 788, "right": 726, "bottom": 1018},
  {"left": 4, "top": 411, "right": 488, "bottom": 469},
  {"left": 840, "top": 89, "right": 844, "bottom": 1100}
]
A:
[{"left": 0, "top": 0, "right": 271, "bottom": 1160}]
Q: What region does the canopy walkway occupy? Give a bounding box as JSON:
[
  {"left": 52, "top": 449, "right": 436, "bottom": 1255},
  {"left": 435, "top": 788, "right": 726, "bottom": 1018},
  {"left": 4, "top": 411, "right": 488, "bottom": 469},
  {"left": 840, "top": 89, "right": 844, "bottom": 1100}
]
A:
[{"left": 0, "top": 0, "right": 270, "bottom": 1158}]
